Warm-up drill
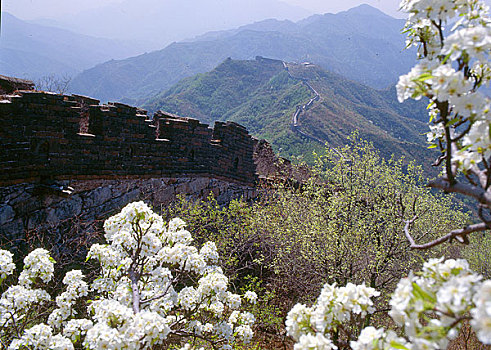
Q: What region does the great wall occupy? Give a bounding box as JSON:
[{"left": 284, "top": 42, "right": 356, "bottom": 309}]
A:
[{"left": 0, "top": 75, "right": 288, "bottom": 255}]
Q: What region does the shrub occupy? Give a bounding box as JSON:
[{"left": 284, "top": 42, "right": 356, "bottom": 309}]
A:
[{"left": 0, "top": 202, "right": 256, "bottom": 349}]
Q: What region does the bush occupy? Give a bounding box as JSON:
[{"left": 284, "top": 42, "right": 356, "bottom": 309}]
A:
[
  {"left": 0, "top": 202, "right": 256, "bottom": 349},
  {"left": 161, "top": 136, "right": 469, "bottom": 345},
  {"left": 252, "top": 136, "right": 467, "bottom": 309}
]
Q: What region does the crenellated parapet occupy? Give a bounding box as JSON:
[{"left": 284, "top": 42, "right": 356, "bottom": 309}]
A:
[{"left": 0, "top": 90, "right": 258, "bottom": 187}]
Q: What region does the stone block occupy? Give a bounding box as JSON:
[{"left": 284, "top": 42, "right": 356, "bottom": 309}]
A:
[{"left": 0, "top": 205, "right": 15, "bottom": 224}]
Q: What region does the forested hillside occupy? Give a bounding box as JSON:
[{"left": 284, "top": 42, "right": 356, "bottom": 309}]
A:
[{"left": 144, "top": 57, "right": 431, "bottom": 164}]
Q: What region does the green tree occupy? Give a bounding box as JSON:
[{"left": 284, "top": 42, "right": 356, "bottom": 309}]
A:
[{"left": 253, "top": 136, "right": 467, "bottom": 307}]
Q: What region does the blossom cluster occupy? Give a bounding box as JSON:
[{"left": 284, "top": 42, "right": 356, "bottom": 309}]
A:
[
  {"left": 0, "top": 249, "right": 74, "bottom": 349},
  {"left": 389, "top": 258, "right": 483, "bottom": 349},
  {"left": 286, "top": 283, "right": 380, "bottom": 349},
  {"left": 397, "top": 0, "right": 491, "bottom": 171},
  {"left": 287, "top": 257, "right": 491, "bottom": 350},
  {"left": 0, "top": 201, "right": 256, "bottom": 350},
  {"left": 0, "top": 250, "right": 15, "bottom": 281}
]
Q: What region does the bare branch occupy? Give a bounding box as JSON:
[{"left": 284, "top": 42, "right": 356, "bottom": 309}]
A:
[
  {"left": 404, "top": 219, "right": 488, "bottom": 250},
  {"left": 34, "top": 73, "right": 72, "bottom": 94},
  {"left": 428, "top": 178, "right": 491, "bottom": 207},
  {"left": 432, "top": 154, "right": 446, "bottom": 167}
]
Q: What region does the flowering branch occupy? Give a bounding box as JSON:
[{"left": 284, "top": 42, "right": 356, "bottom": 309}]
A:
[
  {"left": 396, "top": 0, "right": 491, "bottom": 248},
  {"left": 0, "top": 202, "right": 258, "bottom": 349},
  {"left": 287, "top": 257, "right": 491, "bottom": 349}
]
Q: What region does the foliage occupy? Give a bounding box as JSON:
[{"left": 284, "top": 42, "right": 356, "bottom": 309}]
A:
[
  {"left": 161, "top": 195, "right": 272, "bottom": 287},
  {"left": 162, "top": 196, "right": 285, "bottom": 341},
  {"left": 462, "top": 232, "right": 491, "bottom": 278},
  {"left": 0, "top": 202, "right": 256, "bottom": 349},
  {"left": 252, "top": 136, "right": 466, "bottom": 307},
  {"left": 161, "top": 136, "right": 469, "bottom": 347}
]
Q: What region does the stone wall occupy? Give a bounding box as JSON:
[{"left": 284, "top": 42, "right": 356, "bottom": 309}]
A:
[
  {"left": 0, "top": 176, "right": 256, "bottom": 257},
  {"left": 0, "top": 88, "right": 261, "bottom": 256},
  {"left": 0, "top": 75, "right": 34, "bottom": 95},
  {"left": 0, "top": 91, "right": 257, "bottom": 187}
]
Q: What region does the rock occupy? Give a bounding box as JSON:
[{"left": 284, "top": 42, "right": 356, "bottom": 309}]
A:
[
  {"left": 46, "top": 196, "right": 83, "bottom": 225},
  {"left": 84, "top": 186, "right": 112, "bottom": 208},
  {"left": 0, "top": 205, "right": 15, "bottom": 223}
]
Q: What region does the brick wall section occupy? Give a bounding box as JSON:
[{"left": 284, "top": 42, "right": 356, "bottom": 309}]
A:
[
  {"left": 0, "top": 75, "right": 34, "bottom": 94},
  {"left": 0, "top": 91, "right": 258, "bottom": 186}
]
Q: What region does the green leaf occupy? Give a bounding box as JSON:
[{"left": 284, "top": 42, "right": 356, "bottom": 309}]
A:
[
  {"left": 414, "top": 73, "right": 433, "bottom": 82},
  {"left": 441, "top": 51, "right": 452, "bottom": 65},
  {"left": 427, "top": 144, "right": 437, "bottom": 149},
  {"left": 446, "top": 117, "right": 460, "bottom": 126},
  {"left": 390, "top": 341, "right": 410, "bottom": 350},
  {"left": 412, "top": 282, "right": 436, "bottom": 303}
]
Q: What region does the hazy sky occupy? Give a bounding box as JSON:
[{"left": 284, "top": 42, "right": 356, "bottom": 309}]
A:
[
  {"left": 5, "top": 0, "right": 491, "bottom": 22},
  {"left": 4, "top": 0, "right": 406, "bottom": 20}
]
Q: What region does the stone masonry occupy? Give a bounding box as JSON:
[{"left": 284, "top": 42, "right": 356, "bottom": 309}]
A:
[
  {"left": 0, "top": 87, "right": 260, "bottom": 254},
  {"left": 0, "top": 91, "right": 257, "bottom": 186}
]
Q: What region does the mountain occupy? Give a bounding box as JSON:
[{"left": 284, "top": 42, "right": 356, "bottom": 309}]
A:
[
  {"left": 69, "top": 5, "right": 415, "bottom": 104},
  {"left": 0, "top": 12, "right": 149, "bottom": 80},
  {"left": 37, "top": 0, "right": 312, "bottom": 49},
  {"left": 142, "top": 57, "right": 431, "bottom": 164}
]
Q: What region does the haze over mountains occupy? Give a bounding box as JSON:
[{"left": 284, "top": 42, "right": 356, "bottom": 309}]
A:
[
  {"left": 0, "top": 13, "right": 149, "bottom": 80},
  {"left": 69, "top": 5, "right": 415, "bottom": 104},
  {"left": 35, "top": 0, "right": 311, "bottom": 50}
]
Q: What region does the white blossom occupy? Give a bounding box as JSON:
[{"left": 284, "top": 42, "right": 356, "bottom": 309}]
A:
[
  {"left": 0, "top": 250, "right": 15, "bottom": 280},
  {"left": 471, "top": 280, "right": 491, "bottom": 344},
  {"left": 2, "top": 201, "right": 256, "bottom": 349}
]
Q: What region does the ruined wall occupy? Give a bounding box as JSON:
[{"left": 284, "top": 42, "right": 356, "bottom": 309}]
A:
[
  {"left": 0, "top": 91, "right": 257, "bottom": 187},
  {"left": 0, "top": 89, "right": 260, "bottom": 255},
  {"left": 0, "top": 177, "right": 256, "bottom": 257},
  {"left": 0, "top": 75, "right": 34, "bottom": 95}
]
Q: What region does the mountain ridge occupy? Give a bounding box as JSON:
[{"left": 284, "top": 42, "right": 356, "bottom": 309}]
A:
[
  {"left": 69, "top": 4, "right": 415, "bottom": 103},
  {"left": 143, "top": 57, "right": 432, "bottom": 165},
  {"left": 0, "top": 12, "right": 149, "bottom": 80}
]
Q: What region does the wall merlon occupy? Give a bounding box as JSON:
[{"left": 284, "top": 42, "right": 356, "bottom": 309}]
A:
[
  {"left": 69, "top": 94, "right": 100, "bottom": 106},
  {"left": 1, "top": 90, "right": 258, "bottom": 187}
]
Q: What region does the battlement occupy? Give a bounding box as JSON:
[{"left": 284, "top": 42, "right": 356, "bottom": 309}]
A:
[
  {"left": 0, "top": 75, "right": 34, "bottom": 94},
  {"left": 0, "top": 90, "right": 257, "bottom": 186}
]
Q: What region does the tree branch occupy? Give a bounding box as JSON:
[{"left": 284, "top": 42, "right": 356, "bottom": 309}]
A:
[
  {"left": 404, "top": 219, "right": 488, "bottom": 250},
  {"left": 129, "top": 268, "right": 140, "bottom": 314},
  {"left": 427, "top": 178, "right": 491, "bottom": 207}
]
